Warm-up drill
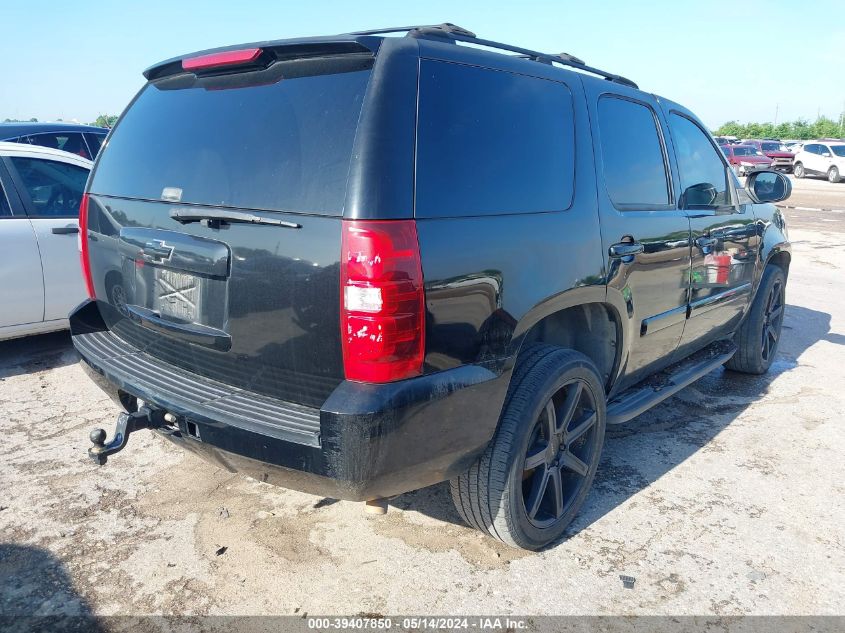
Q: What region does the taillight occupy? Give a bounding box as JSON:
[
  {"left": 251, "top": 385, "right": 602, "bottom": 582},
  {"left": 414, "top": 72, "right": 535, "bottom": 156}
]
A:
[
  {"left": 182, "top": 48, "right": 262, "bottom": 72},
  {"left": 78, "top": 193, "right": 95, "bottom": 299},
  {"left": 341, "top": 220, "right": 425, "bottom": 383}
]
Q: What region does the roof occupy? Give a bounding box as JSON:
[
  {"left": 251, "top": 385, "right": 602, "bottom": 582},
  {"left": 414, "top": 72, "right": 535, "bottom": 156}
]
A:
[
  {"left": 0, "top": 141, "right": 94, "bottom": 167},
  {"left": 0, "top": 122, "right": 108, "bottom": 140},
  {"left": 142, "top": 23, "right": 637, "bottom": 88}
]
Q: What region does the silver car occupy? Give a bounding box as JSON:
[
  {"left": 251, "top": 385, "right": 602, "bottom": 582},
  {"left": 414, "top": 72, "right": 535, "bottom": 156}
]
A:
[{"left": 0, "top": 142, "right": 91, "bottom": 340}]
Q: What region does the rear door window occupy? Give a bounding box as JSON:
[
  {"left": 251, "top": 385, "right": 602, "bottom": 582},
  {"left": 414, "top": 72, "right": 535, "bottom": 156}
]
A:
[
  {"left": 596, "top": 96, "right": 670, "bottom": 208},
  {"left": 89, "top": 56, "right": 373, "bottom": 216},
  {"left": 415, "top": 60, "right": 575, "bottom": 218},
  {"left": 9, "top": 157, "right": 89, "bottom": 218}
]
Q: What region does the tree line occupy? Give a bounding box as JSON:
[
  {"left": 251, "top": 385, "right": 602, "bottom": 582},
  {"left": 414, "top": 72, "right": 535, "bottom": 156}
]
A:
[
  {"left": 713, "top": 114, "right": 844, "bottom": 140},
  {"left": 2, "top": 114, "right": 119, "bottom": 128}
]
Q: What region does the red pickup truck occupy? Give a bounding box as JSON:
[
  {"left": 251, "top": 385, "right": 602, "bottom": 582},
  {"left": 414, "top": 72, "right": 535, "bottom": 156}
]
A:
[{"left": 742, "top": 140, "right": 795, "bottom": 172}]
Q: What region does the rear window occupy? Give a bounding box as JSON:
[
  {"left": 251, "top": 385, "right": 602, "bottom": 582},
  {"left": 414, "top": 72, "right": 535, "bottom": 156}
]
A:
[
  {"left": 84, "top": 132, "right": 104, "bottom": 157},
  {"left": 415, "top": 60, "right": 575, "bottom": 218},
  {"left": 89, "top": 55, "right": 373, "bottom": 216}
]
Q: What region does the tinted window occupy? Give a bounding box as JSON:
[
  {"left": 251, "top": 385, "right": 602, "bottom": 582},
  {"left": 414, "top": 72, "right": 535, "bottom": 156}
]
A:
[
  {"left": 805, "top": 144, "right": 821, "bottom": 155},
  {"left": 90, "top": 56, "right": 372, "bottom": 215},
  {"left": 415, "top": 61, "right": 575, "bottom": 217},
  {"left": 20, "top": 132, "right": 91, "bottom": 159},
  {"left": 832, "top": 146, "right": 845, "bottom": 157},
  {"left": 720, "top": 146, "right": 730, "bottom": 156},
  {"left": 761, "top": 142, "right": 781, "bottom": 152},
  {"left": 84, "top": 132, "right": 105, "bottom": 157},
  {"left": 668, "top": 113, "right": 731, "bottom": 207},
  {"left": 733, "top": 147, "right": 758, "bottom": 156},
  {"left": 0, "top": 182, "right": 11, "bottom": 217},
  {"left": 597, "top": 96, "right": 669, "bottom": 207},
  {"left": 10, "top": 157, "right": 89, "bottom": 217}
]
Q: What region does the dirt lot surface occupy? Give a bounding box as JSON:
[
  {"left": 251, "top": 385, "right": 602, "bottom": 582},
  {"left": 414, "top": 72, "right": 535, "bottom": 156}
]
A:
[{"left": 2, "top": 205, "right": 844, "bottom": 621}]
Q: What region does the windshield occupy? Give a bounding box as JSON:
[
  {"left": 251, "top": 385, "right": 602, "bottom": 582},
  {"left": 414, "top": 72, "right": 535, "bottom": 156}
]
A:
[
  {"left": 90, "top": 55, "right": 373, "bottom": 215},
  {"left": 831, "top": 145, "right": 845, "bottom": 157},
  {"left": 761, "top": 142, "right": 787, "bottom": 152},
  {"left": 733, "top": 147, "right": 762, "bottom": 157}
]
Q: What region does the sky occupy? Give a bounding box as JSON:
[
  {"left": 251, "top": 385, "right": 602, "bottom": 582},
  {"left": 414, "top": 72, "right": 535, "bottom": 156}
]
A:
[{"left": 2, "top": 0, "right": 843, "bottom": 129}]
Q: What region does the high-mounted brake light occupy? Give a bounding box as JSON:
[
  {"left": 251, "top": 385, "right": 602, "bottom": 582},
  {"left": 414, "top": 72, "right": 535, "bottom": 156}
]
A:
[
  {"left": 182, "top": 48, "right": 263, "bottom": 72},
  {"left": 78, "top": 193, "right": 96, "bottom": 299},
  {"left": 341, "top": 220, "right": 425, "bottom": 383}
]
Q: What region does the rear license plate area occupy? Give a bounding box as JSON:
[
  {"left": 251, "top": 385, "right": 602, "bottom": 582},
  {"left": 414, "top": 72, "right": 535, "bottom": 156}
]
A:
[{"left": 154, "top": 268, "right": 202, "bottom": 322}]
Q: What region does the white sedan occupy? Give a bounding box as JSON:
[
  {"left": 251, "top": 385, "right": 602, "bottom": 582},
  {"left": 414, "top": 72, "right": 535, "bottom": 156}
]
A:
[{"left": 0, "top": 142, "right": 91, "bottom": 340}]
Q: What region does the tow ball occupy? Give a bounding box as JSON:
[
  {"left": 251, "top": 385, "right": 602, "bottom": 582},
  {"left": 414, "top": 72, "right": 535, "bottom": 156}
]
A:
[{"left": 88, "top": 406, "right": 164, "bottom": 465}]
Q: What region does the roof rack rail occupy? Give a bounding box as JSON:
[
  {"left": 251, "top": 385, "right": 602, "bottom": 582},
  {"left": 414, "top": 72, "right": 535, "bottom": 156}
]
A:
[
  {"left": 414, "top": 26, "right": 637, "bottom": 89},
  {"left": 348, "top": 23, "right": 476, "bottom": 38},
  {"left": 347, "top": 23, "right": 637, "bottom": 89}
]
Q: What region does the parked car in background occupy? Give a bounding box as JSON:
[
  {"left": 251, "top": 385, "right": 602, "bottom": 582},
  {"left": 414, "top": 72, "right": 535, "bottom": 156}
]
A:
[
  {"left": 742, "top": 139, "right": 794, "bottom": 172},
  {"left": 784, "top": 140, "right": 803, "bottom": 153},
  {"left": 0, "top": 122, "right": 107, "bottom": 160},
  {"left": 0, "top": 142, "right": 91, "bottom": 340},
  {"left": 720, "top": 144, "right": 774, "bottom": 175},
  {"left": 793, "top": 141, "right": 845, "bottom": 182},
  {"left": 70, "top": 23, "right": 793, "bottom": 550}
]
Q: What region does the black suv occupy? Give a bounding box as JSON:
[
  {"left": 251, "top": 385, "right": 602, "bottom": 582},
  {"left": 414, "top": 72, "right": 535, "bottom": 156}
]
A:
[{"left": 71, "top": 24, "right": 792, "bottom": 550}]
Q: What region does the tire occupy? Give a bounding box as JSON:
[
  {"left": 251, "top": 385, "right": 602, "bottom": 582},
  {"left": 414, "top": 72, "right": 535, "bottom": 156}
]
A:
[
  {"left": 793, "top": 162, "right": 804, "bottom": 178},
  {"left": 725, "top": 265, "right": 786, "bottom": 375},
  {"left": 450, "top": 345, "right": 606, "bottom": 550},
  {"left": 829, "top": 166, "right": 841, "bottom": 184}
]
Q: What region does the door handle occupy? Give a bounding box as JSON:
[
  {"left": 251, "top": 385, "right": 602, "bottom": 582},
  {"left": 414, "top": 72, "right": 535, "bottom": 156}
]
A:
[
  {"left": 608, "top": 241, "right": 644, "bottom": 261},
  {"left": 51, "top": 226, "right": 79, "bottom": 235},
  {"left": 696, "top": 236, "right": 718, "bottom": 253}
]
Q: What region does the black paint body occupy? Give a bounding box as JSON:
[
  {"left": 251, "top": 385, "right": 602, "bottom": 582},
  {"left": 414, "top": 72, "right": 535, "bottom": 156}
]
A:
[{"left": 71, "top": 32, "right": 790, "bottom": 501}]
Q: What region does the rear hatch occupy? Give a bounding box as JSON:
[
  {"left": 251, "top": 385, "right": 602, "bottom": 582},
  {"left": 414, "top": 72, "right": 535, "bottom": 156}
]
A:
[{"left": 85, "top": 50, "right": 374, "bottom": 408}]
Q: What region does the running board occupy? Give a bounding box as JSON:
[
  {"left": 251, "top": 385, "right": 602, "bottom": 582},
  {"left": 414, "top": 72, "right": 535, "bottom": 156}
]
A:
[{"left": 606, "top": 342, "right": 737, "bottom": 425}]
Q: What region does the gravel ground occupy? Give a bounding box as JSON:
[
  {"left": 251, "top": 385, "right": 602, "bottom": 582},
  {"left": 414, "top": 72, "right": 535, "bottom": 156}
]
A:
[{"left": 1, "top": 207, "right": 844, "bottom": 623}]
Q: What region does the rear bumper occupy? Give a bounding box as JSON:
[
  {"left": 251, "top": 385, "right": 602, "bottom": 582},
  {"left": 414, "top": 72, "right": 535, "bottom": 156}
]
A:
[{"left": 71, "top": 300, "right": 507, "bottom": 501}]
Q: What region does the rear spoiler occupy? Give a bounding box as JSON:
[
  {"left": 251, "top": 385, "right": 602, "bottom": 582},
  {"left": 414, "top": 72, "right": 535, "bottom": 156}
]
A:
[{"left": 143, "top": 36, "right": 380, "bottom": 81}]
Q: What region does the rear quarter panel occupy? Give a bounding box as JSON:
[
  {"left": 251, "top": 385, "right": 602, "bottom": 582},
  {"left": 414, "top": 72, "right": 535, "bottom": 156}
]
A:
[{"left": 410, "top": 48, "right": 605, "bottom": 374}]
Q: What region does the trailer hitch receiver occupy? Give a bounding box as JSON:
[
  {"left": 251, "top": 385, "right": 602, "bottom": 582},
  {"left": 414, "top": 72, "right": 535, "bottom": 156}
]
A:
[{"left": 88, "top": 406, "right": 164, "bottom": 465}]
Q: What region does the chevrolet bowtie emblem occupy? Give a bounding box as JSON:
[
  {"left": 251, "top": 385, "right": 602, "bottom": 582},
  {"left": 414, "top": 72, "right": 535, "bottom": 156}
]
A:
[{"left": 142, "top": 239, "right": 174, "bottom": 262}]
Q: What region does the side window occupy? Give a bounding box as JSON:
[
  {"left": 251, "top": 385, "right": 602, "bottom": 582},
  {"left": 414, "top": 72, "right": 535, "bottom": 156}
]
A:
[
  {"left": 20, "top": 132, "right": 91, "bottom": 159},
  {"left": 0, "top": 181, "right": 11, "bottom": 217},
  {"left": 415, "top": 60, "right": 575, "bottom": 217},
  {"left": 720, "top": 146, "right": 730, "bottom": 157},
  {"left": 805, "top": 144, "right": 820, "bottom": 155},
  {"left": 668, "top": 113, "right": 731, "bottom": 208},
  {"left": 821, "top": 145, "right": 832, "bottom": 156},
  {"left": 9, "top": 157, "right": 89, "bottom": 218},
  {"left": 596, "top": 96, "right": 670, "bottom": 207},
  {"left": 84, "top": 133, "right": 104, "bottom": 157}
]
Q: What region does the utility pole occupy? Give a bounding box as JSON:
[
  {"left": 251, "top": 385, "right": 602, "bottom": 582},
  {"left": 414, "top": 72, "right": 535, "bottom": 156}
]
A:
[
  {"left": 840, "top": 99, "right": 844, "bottom": 139},
  {"left": 774, "top": 103, "right": 779, "bottom": 126}
]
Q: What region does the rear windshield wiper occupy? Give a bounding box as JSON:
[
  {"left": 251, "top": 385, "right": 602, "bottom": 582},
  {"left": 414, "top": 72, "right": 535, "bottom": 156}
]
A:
[{"left": 170, "top": 208, "right": 301, "bottom": 229}]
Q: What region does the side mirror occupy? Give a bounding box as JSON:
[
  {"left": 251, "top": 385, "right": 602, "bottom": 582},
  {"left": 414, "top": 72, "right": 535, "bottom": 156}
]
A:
[
  {"left": 681, "top": 182, "right": 718, "bottom": 209},
  {"left": 746, "top": 170, "right": 791, "bottom": 204},
  {"left": 822, "top": 152, "right": 831, "bottom": 158}
]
